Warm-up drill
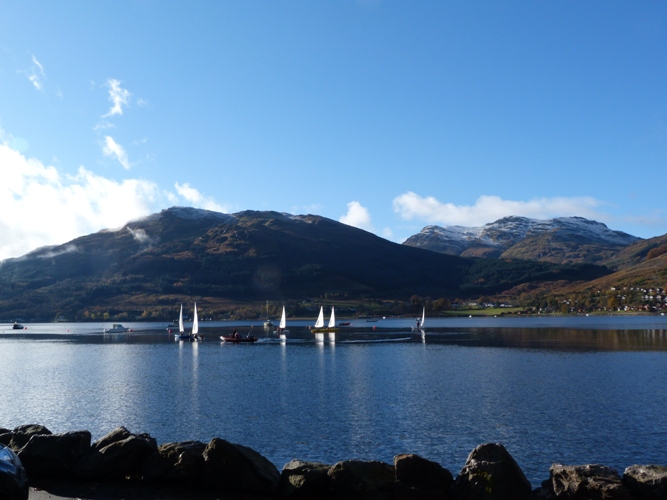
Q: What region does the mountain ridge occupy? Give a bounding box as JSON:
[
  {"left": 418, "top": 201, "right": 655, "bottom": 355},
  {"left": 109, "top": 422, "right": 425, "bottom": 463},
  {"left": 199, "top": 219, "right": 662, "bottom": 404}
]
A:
[
  {"left": 403, "top": 216, "right": 641, "bottom": 265},
  {"left": 0, "top": 207, "right": 610, "bottom": 321}
]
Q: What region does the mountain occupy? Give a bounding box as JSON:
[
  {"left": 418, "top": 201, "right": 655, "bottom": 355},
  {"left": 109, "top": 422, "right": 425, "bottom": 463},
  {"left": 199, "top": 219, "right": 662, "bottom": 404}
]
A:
[
  {"left": 0, "top": 208, "right": 610, "bottom": 321},
  {"left": 403, "top": 216, "right": 641, "bottom": 266}
]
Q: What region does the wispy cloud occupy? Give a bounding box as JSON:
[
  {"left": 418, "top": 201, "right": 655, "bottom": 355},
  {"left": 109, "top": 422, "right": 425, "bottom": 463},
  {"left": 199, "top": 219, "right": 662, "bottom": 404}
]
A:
[
  {"left": 102, "top": 78, "right": 131, "bottom": 117},
  {"left": 339, "top": 201, "right": 375, "bottom": 232},
  {"left": 174, "top": 182, "right": 228, "bottom": 213},
  {"left": 102, "top": 136, "right": 131, "bottom": 170},
  {"left": 24, "top": 54, "right": 46, "bottom": 91},
  {"left": 393, "top": 192, "right": 607, "bottom": 227},
  {"left": 127, "top": 227, "right": 156, "bottom": 245},
  {"left": 0, "top": 143, "right": 158, "bottom": 261}
]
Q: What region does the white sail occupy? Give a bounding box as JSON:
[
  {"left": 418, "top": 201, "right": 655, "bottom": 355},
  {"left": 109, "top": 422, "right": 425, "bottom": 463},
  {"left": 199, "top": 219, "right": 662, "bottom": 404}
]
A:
[
  {"left": 192, "top": 303, "right": 199, "bottom": 335},
  {"left": 279, "top": 306, "right": 286, "bottom": 330},
  {"left": 178, "top": 304, "right": 184, "bottom": 333},
  {"left": 421, "top": 307, "right": 425, "bottom": 328},
  {"left": 314, "top": 306, "right": 324, "bottom": 328},
  {"left": 328, "top": 306, "right": 336, "bottom": 328}
]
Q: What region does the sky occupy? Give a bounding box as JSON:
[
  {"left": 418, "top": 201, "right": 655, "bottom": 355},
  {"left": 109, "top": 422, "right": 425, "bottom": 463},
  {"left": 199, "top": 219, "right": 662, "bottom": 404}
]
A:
[{"left": 1, "top": 1, "right": 666, "bottom": 261}]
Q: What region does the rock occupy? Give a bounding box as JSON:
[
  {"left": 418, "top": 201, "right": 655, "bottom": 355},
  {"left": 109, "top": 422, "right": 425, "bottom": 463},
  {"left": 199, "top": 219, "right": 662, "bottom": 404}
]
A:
[
  {"left": 9, "top": 424, "right": 51, "bottom": 451},
  {"left": 534, "top": 463, "right": 634, "bottom": 499},
  {"left": 92, "top": 426, "right": 133, "bottom": 451},
  {"left": 0, "top": 432, "right": 12, "bottom": 446},
  {"left": 328, "top": 459, "right": 396, "bottom": 499},
  {"left": 394, "top": 453, "right": 453, "bottom": 491},
  {"left": 202, "top": 437, "right": 280, "bottom": 494},
  {"left": 623, "top": 465, "right": 667, "bottom": 500},
  {"left": 273, "top": 459, "right": 332, "bottom": 498},
  {"left": 450, "top": 443, "right": 531, "bottom": 500},
  {"left": 141, "top": 441, "right": 207, "bottom": 483},
  {"left": 16, "top": 430, "right": 91, "bottom": 479},
  {"left": 77, "top": 432, "right": 158, "bottom": 480}
]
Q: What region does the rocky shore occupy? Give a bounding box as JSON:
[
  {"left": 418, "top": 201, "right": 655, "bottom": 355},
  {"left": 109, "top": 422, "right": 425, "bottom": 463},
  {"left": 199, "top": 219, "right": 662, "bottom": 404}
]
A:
[{"left": 2, "top": 424, "right": 666, "bottom": 499}]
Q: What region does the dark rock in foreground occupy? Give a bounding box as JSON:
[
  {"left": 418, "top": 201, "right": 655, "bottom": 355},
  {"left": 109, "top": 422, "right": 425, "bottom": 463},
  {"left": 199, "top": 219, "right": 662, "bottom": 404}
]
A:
[
  {"left": 328, "top": 459, "right": 396, "bottom": 499},
  {"left": 533, "top": 463, "right": 634, "bottom": 499},
  {"left": 623, "top": 465, "right": 667, "bottom": 500},
  {"left": 1, "top": 424, "right": 665, "bottom": 500},
  {"left": 17, "top": 430, "right": 91, "bottom": 479},
  {"left": 273, "top": 459, "right": 332, "bottom": 498},
  {"left": 450, "top": 442, "right": 532, "bottom": 500},
  {"left": 203, "top": 437, "right": 280, "bottom": 495}
]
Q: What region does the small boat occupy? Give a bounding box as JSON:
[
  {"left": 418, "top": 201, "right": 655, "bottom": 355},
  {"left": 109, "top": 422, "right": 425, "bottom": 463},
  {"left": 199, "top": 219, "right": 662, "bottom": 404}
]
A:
[
  {"left": 273, "top": 306, "right": 289, "bottom": 339},
  {"left": 263, "top": 300, "right": 273, "bottom": 327},
  {"left": 411, "top": 307, "right": 425, "bottom": 332},
  {"left": 175, "top": 304, "right": 195, "bottom": 341},
  {"left": 220, "top": 334, "right": 258, "bottom": 343},
  {"left": 312, "top": 306, "right": 338, "bottom": 333},
  {"left": 338, "top": 321, "right": 351, "bottom": 326},
  {"left": 12, "top": 322, "right": 24, "bottom": 330},
  {"left": 104, "top": 324, "right": 130, "bottom": 333}
]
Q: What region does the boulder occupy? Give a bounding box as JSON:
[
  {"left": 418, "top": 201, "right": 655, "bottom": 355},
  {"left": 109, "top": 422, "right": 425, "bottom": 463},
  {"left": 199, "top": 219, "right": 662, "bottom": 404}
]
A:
[
  {"left": 0, "top": 432, "right": 12, "bottom": 446},
  {"left": 534, "top": 463, "right": 634, "bottom": 499},
  {"left": 450, "top": 443, "right": 531, "bottom": 500},
  {"left": 202, "top": 437, "right": 280, "bottom": 494},
  {"left": 394, "top": 453, "right": 453, "bottom": 491},
  {"left": 623, "top": 465, "right": 667, "bottom": 500},
  {"left": 328, "top": 459, "right": 396, "bottom": 499},
  {"left": 273, "top": 459, "right": 332, "bottom": 498},
  {"left": 9, "top": 424, "right": 51, "bottom": 451},
  {"left": 76, "top": 432, "right": 158, "bottom": 480},
  {"left": 17, "top": 430, "right": 91, "bottom": 479},
  {"left": 92, "top": 426, "right": 133, "bottom": 451},
  {"left": 141, "top": 441, "right": 207, "bottom": 483}
]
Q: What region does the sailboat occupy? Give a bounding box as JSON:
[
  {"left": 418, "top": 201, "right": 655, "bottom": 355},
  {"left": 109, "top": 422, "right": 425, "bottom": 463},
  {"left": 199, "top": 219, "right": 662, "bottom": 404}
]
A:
[
  {"left": 274, "top": 306, "right": 289, "bottom": 338},
  {"left": 411, "top": 306, "right": 425, "bottom": 332},
  {"left": 312, "top": 306, "right": 338, "bottom": 333},
  {"left": 311, "top": 306, "right": 325, "bottom": 333},
  {"left": 263, "top": 300, "right": 273, "bottom": 327},
  {"left": 175, "top": 304, "right": 190, "bottom": 340},
  {"left": 192, "top": 302, "right": 200, "bottom": 341}
]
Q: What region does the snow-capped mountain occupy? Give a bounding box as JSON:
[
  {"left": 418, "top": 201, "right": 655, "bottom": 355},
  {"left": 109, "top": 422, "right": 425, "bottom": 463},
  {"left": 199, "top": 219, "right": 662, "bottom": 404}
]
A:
[{"left": 403, "top": 216, "right": 641, "bottom": 264}]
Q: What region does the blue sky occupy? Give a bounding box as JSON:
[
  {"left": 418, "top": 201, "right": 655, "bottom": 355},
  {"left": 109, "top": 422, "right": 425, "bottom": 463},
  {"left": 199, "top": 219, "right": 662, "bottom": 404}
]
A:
[{"left": 1, "top": 1, "right": 666, "bottom": 260}]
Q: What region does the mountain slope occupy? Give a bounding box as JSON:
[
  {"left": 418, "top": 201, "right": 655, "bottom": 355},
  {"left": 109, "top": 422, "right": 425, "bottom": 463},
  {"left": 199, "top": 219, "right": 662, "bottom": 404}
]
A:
[
  {"left": 404, "top": 216, "right": 640, "bottom": 266},
  {"left": 0, "top": 208, "right": 611, "bottom": 320}
]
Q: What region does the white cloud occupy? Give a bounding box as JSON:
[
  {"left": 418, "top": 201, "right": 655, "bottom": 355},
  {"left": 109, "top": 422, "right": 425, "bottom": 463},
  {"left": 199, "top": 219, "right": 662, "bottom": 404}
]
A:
[
  {"left": 0, "top": 143, "right": 158, "bottom": 261},
  {"left": 339, "top": 201, "right": 375, "bottom": 232},
  {"left": 24, "top": 54, "right": 46, "bottom": 91},
  {"left": 102, "top": 136, "right": 131, "bottom": 170},
  {"left": 393, "top": 192, "right": 606, "bottom": 227},
  {"left": 174, "top": 182, "right": 228, "bottom": 213},
  {"left": 103, "top": 78, "right": 131, "bottom": 117},
  {"left": 31, "top": 55, "right": 44, "bottom": 75}
]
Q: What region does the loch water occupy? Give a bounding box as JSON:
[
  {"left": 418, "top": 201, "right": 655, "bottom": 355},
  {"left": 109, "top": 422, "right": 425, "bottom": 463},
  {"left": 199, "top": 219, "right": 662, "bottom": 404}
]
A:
[{"left": 1, "top": 315, "right": 667, "bottom": 486}]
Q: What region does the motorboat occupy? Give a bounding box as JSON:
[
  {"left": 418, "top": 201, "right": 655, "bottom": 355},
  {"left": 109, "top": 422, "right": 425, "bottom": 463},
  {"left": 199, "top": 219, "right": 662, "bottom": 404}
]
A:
[
  {"left": 103, "top": 324, "right": 130, "bottom": 333},
  {"left": 12, "top": 322, "right": 24, "bottom": 330},
  {"left": 220, "top": 334, "right": 258, "bottom": 343}
]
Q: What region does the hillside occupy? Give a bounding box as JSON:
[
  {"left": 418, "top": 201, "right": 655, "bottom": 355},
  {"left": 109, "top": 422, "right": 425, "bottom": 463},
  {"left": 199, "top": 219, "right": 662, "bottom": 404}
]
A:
[
  {"left": 404, "top": 216, "right": 640, "bottom": 266},
  {"left": 0, "top": 208, "right": 611, "bottom": 321}
]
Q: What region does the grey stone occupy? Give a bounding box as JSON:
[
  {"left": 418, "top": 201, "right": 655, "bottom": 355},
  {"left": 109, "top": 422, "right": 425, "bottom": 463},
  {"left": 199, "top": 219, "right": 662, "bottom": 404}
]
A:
[
  {"left": 141, "top": 441, "right": 207, "bottom": 483},
  {"left": 328, "top": 459, "right": 396, "bottom": 499},
  {"left": 273, "top": 459, "right": 332, "bottom": 498},
  {"left": 623, "top": 465, "right": 667, "bottom": 500},
  {"left": 203, "top": 437, "right": 280, "bottom": 494},
  {"left": 534, "top": 463, "right": 634, "bottom": 499},
  {"left": 17, "top": 430, "right": 91, "bottom": 479},
  {"left": 450, "top": 443, "right": 531, "bottom": 500}
]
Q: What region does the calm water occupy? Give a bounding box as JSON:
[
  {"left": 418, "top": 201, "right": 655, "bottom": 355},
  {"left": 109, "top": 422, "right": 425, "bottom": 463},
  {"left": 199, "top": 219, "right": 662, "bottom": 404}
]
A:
[{"left": 1, "top": 315, "right": 667, "bottom": 486}]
